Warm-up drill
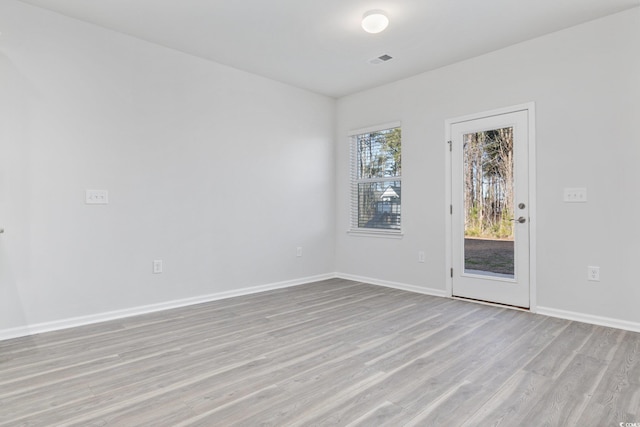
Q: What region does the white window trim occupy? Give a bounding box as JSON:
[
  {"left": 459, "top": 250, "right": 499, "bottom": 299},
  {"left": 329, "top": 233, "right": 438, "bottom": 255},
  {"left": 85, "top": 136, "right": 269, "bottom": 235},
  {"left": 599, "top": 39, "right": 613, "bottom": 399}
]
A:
[
  {"left": 347, "top": 228, "right": 404, "bottom": 238},
  {"left": 347, "top": 121, "right": 402, "bottom": 137},
  {"left": 348, "top": 121, "right": 403, "bottom": 238}
]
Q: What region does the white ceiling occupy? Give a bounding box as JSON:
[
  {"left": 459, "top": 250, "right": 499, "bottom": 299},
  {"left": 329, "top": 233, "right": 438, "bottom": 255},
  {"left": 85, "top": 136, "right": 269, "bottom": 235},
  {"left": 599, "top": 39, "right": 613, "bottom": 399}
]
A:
[{"left": 17, "top": 0, "right": 640, "bottom": 98}]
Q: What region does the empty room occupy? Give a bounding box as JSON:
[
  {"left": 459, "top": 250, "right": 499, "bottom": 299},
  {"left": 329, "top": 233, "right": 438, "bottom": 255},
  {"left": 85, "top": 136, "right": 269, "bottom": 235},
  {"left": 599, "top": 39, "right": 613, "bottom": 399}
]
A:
[{"left": 1, "top": 0, "right": 639, "bottom": 425}]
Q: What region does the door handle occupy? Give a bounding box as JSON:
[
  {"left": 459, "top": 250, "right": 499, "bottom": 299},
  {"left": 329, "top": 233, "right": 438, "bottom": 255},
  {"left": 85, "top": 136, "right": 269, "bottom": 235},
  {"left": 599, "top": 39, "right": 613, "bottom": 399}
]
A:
[{"left": 510, "top": 217, "right": 526, "bottom": 223}]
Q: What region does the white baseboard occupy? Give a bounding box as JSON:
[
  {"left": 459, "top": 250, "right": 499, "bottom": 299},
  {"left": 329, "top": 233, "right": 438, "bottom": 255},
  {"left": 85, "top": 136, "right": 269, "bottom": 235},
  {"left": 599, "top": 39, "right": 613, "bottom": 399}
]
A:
[
  {"left": 537, "top": 306, "right": 640, "bottom": 333},
  {"left": 0, "top": 273, "right": 335, "bottom": 341},
  {"left": 335, "top": 273, "right": 447, "bottom": 298},
  {"left": 6, "top": 274, "right": 639, "bottom": 341}
]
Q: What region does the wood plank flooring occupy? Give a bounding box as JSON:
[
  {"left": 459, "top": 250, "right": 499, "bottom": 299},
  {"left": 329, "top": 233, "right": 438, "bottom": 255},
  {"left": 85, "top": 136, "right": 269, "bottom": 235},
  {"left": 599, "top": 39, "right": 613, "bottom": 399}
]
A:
[{"left": 1, "top": 278, "right": 639, "bottom": 426}]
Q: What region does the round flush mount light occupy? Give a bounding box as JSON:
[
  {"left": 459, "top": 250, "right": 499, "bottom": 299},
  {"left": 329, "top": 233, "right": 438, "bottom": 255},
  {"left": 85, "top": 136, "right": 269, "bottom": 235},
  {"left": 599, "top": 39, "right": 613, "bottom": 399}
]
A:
[{"left": 361, "top": 10, "right": 389, "bottom": 34}]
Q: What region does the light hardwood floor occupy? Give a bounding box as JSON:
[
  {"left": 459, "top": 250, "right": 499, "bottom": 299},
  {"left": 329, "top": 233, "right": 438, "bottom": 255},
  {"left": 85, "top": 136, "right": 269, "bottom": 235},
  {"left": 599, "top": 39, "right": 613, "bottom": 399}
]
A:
[{"left": 1, "top": 279, "right": 639, "bottom": 426}]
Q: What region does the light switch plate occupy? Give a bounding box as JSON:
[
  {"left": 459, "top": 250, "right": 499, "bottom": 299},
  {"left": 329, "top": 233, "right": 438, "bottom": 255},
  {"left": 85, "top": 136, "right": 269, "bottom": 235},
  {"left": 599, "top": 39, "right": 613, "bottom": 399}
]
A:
[
  {"left": 86, "top": 190, "right": 109, "bottom": 204},
  {"left": 563, "top": 188, "right": 587, "bottom": 203}
]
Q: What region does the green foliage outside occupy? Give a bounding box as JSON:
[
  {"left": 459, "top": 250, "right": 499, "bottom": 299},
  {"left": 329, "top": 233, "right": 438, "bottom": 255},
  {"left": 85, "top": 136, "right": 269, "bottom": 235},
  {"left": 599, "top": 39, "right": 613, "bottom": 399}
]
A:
[
  {"left": 355, "top": 127, "right": 402, "bottom": 229},
  {"left": 464, "top": 128, "right": 514, "bottom": 240}
]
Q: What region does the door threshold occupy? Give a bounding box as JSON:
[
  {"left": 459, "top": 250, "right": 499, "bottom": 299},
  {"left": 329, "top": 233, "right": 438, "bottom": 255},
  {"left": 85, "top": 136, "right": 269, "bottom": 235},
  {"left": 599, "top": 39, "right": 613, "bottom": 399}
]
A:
[{"left": 452, "top": 295, "right": 530, "bottom": 311}]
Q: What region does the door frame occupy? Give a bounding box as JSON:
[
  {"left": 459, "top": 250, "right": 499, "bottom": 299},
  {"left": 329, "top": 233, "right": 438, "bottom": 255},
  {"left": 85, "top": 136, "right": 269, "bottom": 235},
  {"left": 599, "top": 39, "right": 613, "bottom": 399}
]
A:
[{"left": 444, "top": 102, "right": 537, "bottom": 312}]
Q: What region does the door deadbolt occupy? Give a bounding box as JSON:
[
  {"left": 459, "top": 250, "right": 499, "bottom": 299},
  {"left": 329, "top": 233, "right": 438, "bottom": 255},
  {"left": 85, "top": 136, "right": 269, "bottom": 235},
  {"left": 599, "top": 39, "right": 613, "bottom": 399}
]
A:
[{"left": 518, "top": 203, "right": 526, "bottom": 209}]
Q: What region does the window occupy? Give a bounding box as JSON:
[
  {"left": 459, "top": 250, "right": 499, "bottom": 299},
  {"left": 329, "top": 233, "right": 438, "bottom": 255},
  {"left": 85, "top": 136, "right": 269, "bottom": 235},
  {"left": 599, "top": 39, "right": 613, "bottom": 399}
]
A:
[{"left": 350, "top": 124, "right": 402, "bottom": 233}]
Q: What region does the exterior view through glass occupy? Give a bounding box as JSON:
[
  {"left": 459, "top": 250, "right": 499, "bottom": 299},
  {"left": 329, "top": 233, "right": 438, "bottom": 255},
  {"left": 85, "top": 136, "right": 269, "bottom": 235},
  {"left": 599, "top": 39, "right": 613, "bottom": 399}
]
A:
[
  {"left": 353, "top": 127, "right": 401, "bottom": 230},
  {"left": 463, "top": 127, "right": 515, "bottom": 278}
]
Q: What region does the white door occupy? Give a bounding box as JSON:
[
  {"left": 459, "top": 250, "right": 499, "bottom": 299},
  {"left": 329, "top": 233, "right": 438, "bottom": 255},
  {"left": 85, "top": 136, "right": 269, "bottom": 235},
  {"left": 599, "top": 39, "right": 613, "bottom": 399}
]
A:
[{"left": 450, "top": 109, "right": 530, "bottom": 308}]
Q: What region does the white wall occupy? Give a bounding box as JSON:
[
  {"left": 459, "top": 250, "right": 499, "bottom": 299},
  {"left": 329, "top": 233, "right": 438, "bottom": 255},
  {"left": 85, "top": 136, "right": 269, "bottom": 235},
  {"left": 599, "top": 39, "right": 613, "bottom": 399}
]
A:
[
  {"left": 0, "top": 0, "right": 336, "bottom": 336},
  {"left": 336, "top": 9, "right": 640, "bottom": 326},
  {"left": 2, "top": 1, "right": 639, "bottom": 339}
]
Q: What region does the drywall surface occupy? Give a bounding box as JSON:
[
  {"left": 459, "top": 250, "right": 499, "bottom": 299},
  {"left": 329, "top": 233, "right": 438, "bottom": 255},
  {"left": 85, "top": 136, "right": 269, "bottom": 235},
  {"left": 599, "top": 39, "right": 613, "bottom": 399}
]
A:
[
  {"left": 0, "top": 0, "right": 336, "bottom": 333},
  {"left": 336, "top": 8, "right": 640, "bottom": 324},
  {"left": 2, "top": 1, "right": 638, "bottom": 336}
]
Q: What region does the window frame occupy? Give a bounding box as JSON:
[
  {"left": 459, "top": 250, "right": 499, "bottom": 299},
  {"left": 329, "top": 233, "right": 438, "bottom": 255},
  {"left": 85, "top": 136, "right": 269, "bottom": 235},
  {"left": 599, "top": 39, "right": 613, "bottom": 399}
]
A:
[{"left": 348, "top": 122, "right": 403, "bottom": 238}]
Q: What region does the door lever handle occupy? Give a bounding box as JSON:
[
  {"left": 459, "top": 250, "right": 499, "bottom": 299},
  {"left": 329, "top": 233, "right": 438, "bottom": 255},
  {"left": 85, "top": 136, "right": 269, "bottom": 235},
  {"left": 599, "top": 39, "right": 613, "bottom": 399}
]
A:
[{"left": 509, "top": 217, "right": 526, "bottom": 223}]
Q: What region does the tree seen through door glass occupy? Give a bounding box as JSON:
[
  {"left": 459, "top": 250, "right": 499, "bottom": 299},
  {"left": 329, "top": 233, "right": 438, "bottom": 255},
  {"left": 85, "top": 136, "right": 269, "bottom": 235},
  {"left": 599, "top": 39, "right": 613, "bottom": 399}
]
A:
[{"left": 463, "top": 127, "right": 515, "bottom": 277}]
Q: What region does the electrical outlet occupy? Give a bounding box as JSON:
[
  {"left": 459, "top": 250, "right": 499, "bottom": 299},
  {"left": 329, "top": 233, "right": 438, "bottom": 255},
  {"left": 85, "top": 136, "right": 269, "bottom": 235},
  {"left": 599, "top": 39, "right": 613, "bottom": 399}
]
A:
[
  {"left": 153, "top": 260, "right": 163, "bottom": 274},
  {"left": 418, "top": 251, "right": 426, "bottom": 263},
  {"left": 296, "top": 247, "right": 303, "bottom": 257},
  {"left": 587, "top": 266, "right": 600, "bottom": 281}
]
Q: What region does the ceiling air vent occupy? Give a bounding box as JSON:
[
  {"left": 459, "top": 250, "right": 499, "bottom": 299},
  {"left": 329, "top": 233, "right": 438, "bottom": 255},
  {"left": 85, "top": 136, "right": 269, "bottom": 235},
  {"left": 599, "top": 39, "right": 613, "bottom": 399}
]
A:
[{"left": 369, "top": 54, "right": 393, "bottom": 65}]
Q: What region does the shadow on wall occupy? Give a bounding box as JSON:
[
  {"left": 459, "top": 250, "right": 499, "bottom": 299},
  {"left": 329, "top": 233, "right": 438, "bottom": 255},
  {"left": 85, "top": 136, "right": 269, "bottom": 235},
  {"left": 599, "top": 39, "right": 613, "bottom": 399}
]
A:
[
  {"left": 0, "top": 50, "right": 33, "bottom": 335},
  {"left": 0, "top": 244, "right": 30, "bottom": 336}
]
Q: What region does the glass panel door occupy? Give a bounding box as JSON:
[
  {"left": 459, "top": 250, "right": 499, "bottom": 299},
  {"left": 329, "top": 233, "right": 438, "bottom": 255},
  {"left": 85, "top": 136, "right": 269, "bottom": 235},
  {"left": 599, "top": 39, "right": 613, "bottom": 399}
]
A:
[{"left": 450, "top": 109, "right": 530, "bottom": 308}]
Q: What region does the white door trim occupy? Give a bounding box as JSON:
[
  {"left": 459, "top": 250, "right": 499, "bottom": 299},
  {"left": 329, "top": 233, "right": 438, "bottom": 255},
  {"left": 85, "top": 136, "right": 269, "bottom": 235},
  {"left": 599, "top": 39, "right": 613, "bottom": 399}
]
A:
[{"left": 444, "top": 102, "right": 537, "bottom": 312}]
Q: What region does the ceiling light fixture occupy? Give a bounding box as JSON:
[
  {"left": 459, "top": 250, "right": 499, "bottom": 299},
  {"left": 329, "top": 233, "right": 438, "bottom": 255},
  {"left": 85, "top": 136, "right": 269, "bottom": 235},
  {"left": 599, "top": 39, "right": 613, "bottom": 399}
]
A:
[{"left": 361, "top": 10, "right": 389, "bottom": 34}]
